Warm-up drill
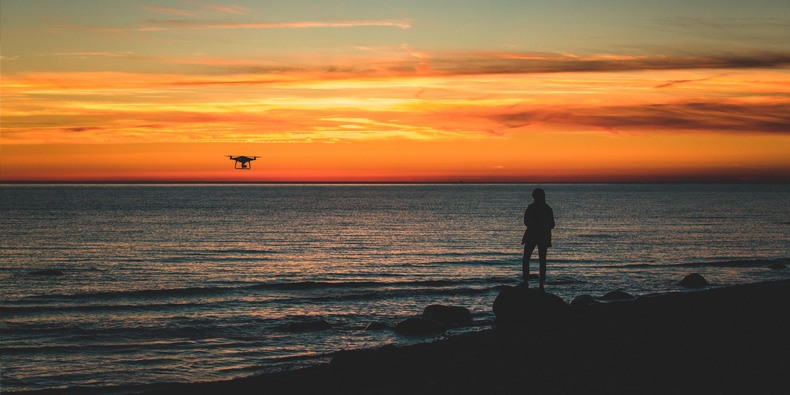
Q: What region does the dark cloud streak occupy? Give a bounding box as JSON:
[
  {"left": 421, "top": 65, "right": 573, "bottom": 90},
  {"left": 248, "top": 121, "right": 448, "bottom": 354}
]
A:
[
  {"left": 427, "top": 52, "right": 790, "bottom": 75},
  {"left": 493, "top": 102, "right": 790, "bottom": 134}
]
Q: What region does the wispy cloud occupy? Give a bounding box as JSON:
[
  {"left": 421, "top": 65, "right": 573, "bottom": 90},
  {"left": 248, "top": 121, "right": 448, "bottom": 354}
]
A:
[
  {"left": 654, "top": 75, "right": 719, "bottom": 89},
  {"left": 142, "top": 18, "right": 413, "bottom": 31},
  {"left": 205, "top": 4, "right": 252, "bottom": 15},
  {"left": 142, "top": 6, "right": 196, "bottom": 17},
  {"left": 425, "top": 52, "right": 790, "bottom": 75},
  {"left": 144, "top": 3, "right": 252, "bottom": 16},
  {"left": 491, "top": 102, "right": 790, "bottom": 134}
]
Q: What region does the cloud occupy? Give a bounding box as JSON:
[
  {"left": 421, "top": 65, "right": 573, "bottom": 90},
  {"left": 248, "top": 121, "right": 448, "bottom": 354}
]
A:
[
  {"left": 425, "top": 52, "right": 790, "bottom": 75},
  {"left": 159, "top": 50, "right": 790, "bottom": 77},
  {"left": 205, "top": 4, "right": 252, "bottom": 15},
  {"left": 492, "top": 102, "right": 790, "bottom": 134},
  {"left": 142, "top": 18, "right": 413, "bottom": 30},
  {"left": 654, "top": 76, "right": 719, "bottom": 89},
  {"left": 142, "top": 6, "right": 195, "bottom": 16},
  {"left": 144, "top": 4, "right": 252, "bottom": 16}
]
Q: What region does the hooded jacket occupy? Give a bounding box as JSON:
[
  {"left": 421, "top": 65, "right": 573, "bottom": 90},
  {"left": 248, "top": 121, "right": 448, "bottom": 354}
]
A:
[{"left": 522, "top": 193, "right": 555, "bottom": 247}]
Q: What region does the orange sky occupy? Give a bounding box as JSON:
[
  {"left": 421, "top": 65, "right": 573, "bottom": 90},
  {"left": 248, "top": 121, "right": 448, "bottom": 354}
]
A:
[{"left": 2, "top": 1, "right": 789, "bottom": 182}]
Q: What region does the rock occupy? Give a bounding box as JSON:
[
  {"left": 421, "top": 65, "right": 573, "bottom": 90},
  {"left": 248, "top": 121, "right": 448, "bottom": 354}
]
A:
[
  {"left": 364, "top": 321, "right": 389, "bottom": 330},
  {"left": 29, "top": 269, "right": 64, "bottom": 276},
  {"left": 601, "top": 290, "right": 634, "bottom": 301},
  {"left": 394, "top": 316, "right": 445, "bottom": 335},
  {"left": 570, "top": 294, "right": 597, "bottom": 307},
  {"left": 422, "top": 304, "right": 472, "bottom": 326},
  {"left": 768, "top": 262, "right": 786, "bottom": 270},
  {"left": 679, "top": 273, "right": 709, "bottom": 288},
  {"left": 284, "top": 319, "right": 331, "bottom": 332},
  {"left": 492, "top": 284, "right": 569, "bottom": 324}
]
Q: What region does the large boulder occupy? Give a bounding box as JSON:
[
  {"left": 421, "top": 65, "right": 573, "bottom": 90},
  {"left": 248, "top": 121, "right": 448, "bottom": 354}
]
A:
[
  {"left": 570, "top": 294, "right": 597, "bottom": 307},
  {"left": 422, "top": 304, "right": 472, "bottom": 326},
  {"left": 492, "top": 284, "right": 569, "bottom": 324},
  {"left": 679, "top": 273, "right": 709, "bottom": 288},
  {"left": 601, "top": 290, "right": 634, "bottom": 301},
  {"left": 394, "top": 316, "right": 445, "bottom": 335}
]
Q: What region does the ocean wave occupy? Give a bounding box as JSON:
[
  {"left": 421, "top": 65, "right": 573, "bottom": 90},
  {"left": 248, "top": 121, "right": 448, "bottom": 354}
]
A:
[
  {"left": 0, "top": 340, "right": 196, "bottom": 355},
  {"left": 0, "top": 301, "right": 206, "bottom": 315},
  {"left": 591, "top": 258, "right": 788, "bottom": 269},
  {"left": 291, "top": 285, "right": 502, "bottom": 304},
  {"left": 681, "top": 258, "right": 789, "bottom": 268},
  {"left": 578, "top": 234, "right": 621, "bottom": 239},
  {"left": 19, "top": 276, "right": 515, "bottom": 303},
  {"left": 25, "top": 285, "right": 236, "bottom": 301}
]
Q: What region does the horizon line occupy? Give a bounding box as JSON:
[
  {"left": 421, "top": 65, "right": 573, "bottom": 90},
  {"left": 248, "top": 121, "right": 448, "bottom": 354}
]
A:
[{"left": 2, "top": 180, "right": 789, "bottom": 185}]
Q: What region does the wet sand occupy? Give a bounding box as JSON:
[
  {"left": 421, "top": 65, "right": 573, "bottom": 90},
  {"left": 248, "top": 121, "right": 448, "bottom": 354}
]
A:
[{"left": 144, "top": 279, "right": 789, "bottom": 394}]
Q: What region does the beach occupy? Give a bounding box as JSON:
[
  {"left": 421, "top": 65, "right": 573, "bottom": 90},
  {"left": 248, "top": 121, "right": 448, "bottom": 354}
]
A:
[{"left": 132, "top": 279, "right": 789, "bottom": 395}]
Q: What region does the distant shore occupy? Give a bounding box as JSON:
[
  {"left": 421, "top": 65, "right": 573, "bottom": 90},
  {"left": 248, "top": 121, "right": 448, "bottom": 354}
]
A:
[{"left": 129, "top": 279, "right": 790, "bottom": 395}]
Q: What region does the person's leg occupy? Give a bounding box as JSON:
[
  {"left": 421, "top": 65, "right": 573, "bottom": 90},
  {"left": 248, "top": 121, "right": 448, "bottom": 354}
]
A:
[
  {"left": 522, "top": 241, "right": 537, "bottom": 284},
  {"left": 538, "top": 245, "right": 548, "bottom": 290}
]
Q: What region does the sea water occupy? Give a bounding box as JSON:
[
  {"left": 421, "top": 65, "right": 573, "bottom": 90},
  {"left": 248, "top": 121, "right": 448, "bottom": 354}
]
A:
[{"left": 1, "top": 184, "right": 788, "bottom": 392}]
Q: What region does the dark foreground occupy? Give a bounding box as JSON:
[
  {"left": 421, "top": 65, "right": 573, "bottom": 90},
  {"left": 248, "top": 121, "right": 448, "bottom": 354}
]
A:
[
  {"left": 144, "top": 280, "right": 789, "bottom": 395},
  {"left": 21, "top": 280, "right": 790, "bottom": 395}
]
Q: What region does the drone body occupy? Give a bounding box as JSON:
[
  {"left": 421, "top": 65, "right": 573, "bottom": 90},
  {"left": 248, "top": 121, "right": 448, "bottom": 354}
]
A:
[{"left": 227, "top": 155, "right": 258, "bottom": 170}]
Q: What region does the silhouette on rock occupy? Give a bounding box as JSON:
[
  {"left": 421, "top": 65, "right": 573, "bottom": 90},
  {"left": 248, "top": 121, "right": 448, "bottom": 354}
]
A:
[
  {"left": 570, "top": 294, "right": 597, "bottom": 307},
  {"left": 493, "top": 284, "right": 568, "bottom": 324},
  {"left": 601, "top": 290, "right": 634, "bottom": 301},
  {"left": 394, "top": 316, "right": 445, "bottom": 335},
  {"left": 679, "top": 273, "right": 709, "bottom": 288},
  {"left": 422, "top": 304, "right": 473, "bottom": 326}
]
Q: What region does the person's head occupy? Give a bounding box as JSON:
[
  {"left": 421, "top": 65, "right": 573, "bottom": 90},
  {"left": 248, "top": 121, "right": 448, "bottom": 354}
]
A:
[{"left": 532, "top": 188, "right": 546, "bottom": 203}]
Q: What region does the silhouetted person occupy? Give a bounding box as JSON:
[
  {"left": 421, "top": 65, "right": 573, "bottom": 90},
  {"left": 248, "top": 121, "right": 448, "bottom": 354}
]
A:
[{"left": 521, "top": 188, "right": 555, "bottom": 289}]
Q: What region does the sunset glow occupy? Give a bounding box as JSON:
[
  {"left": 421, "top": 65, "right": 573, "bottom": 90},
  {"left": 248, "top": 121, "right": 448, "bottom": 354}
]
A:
[{"left": 2, "top": 1, "right": 789, "bottom": 182}]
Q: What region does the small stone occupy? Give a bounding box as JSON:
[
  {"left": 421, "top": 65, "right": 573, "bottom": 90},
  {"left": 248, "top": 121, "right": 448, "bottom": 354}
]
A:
[
  {"left": 679, "top": 273, "right": 709, "bottom": 288},
  {"left": 601, "top": 290, "right": 634, "bottom": 301},
  {"left": 422, "top": 304, "right": 473, "bottom": 325}
]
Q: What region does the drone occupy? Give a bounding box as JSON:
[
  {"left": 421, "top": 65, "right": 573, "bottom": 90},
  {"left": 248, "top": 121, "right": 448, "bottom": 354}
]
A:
[{"left": 227, "top": 155, "right": 258, "bottom": 170}]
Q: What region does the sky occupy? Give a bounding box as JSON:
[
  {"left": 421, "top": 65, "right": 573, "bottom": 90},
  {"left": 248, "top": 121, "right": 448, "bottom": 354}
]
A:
[{"left": 1, "top": 0, "right": 789, "bottom": 182}]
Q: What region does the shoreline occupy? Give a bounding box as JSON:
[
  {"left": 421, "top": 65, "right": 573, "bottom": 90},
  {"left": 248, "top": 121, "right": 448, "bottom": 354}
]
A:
[
  {"left": 149, "top": 279, "right": 789, "bottom": 394},
  {"left": 19, "top": 279, "right": 785, "bottom": 394},
  {"left": 164, "top": 279, "right": 789, "bottom": 394}
]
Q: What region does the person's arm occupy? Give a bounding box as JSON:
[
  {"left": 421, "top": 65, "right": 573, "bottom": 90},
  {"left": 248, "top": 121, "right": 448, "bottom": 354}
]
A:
[{"left": 548, "top": 207, "right": 555, "bottom": 230}]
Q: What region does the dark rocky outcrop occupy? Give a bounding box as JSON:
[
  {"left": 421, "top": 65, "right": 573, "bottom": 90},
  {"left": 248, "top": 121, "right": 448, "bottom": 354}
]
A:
[
  {"left": 601, "top": 290, "right": 634, "bottom": 301},
  {"left": 422, "top": 304, "right": 472, "bottom": 326},
  {"left": 29, "top": 269, "right": 64, "bottom": 276},
  {"left": 679, "top": 273, "right": 709, "bottom": 288},
  {"left": 284, "top": 319, "right": 331, "bottom": 332},
  {"left": 570, "top": 294, "right": 597, "bottom": 307},
  {"left": 493, "top": 284, "right": 568, "bottom": 324},
  {"left": 768, "top": 262, "right": 786, "bottom": 270},
  {"left": 394, "top": 316, "right": 445, "bottom": 335},
  {"left": 364, "top": 321, "right": 390, "bottom": 330}
]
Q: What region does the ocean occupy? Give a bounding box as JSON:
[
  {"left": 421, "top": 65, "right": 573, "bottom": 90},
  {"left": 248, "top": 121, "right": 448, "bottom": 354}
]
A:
[{"left": 1, "top": 184, "right": 788, "bottom": 392}]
